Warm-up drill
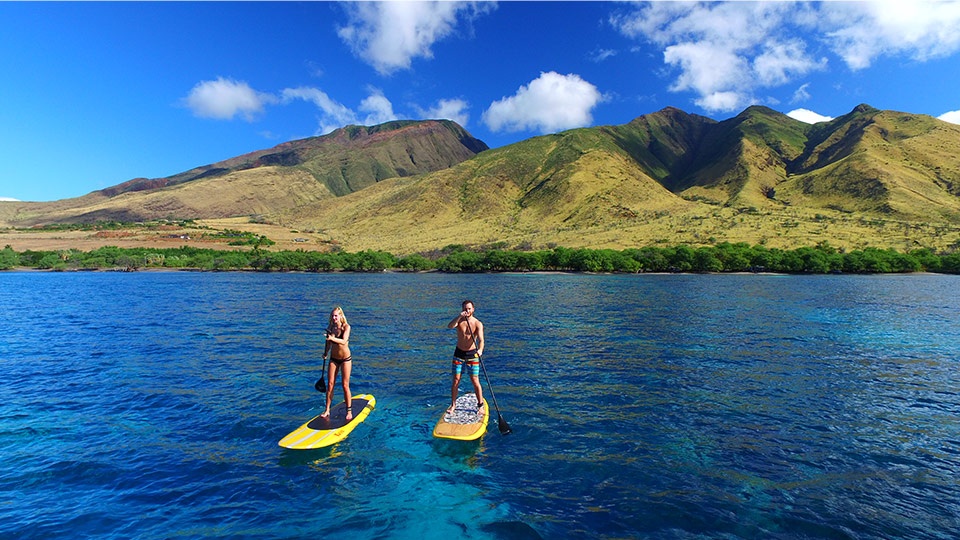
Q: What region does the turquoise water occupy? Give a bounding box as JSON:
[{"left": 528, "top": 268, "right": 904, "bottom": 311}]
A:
[{"left": 2, "top": 271, "right": 959, "bottom": 539}]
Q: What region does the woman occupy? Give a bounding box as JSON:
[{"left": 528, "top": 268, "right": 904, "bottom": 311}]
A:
[{"left": 321, "top": 306, "right": 353, "bottom": 420}]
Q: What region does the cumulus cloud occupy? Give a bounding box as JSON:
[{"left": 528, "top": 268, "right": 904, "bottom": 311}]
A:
[
  {"left": 611, "top": 1, "right": 960, "bottom": 113},
  {"left": 482, "top": 72, "right": 603, "bottom": 134},
  {"left": 820, "top": 1, "right": 960, "bottom": 70},
  {"left": 612, "top": 2, "right": 824, "bottom": 113},
  {"left": 338, "top": 1, "right": 496, "bottom": 75},
  {"left": 787, "top": 108, "right": 834, "bottom": 124},
  {"left": 939, "top": 110, "right": 960, "bottom": 124},
  {"left": 359, "top": 89, "right": 398, "bottom": 126},
  {"left": 187, "top": 76, "right": 469, "bottom": 136},
  {"left": 419, "top": 98, "right": 471, "bottom": 127},
  {"left": 281, "top": 87, "right": 400, "bottom": 134},
  {"left": 281, "top": 87, "right": 358, "bottom": 134},
  {"left": 184, "top": 77, "right": 274, "bottom": 121},
  {"left": 0, "top": 197, "right": 20, "bottom": 202}
]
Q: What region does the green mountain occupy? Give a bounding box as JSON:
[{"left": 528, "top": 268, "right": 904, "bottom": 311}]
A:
[
  {"left": 3, "top": 105, "right": 960, "bottom": 254},
  {"left": 0, "top": 119, "right": 487, "bottom": 226},
  {"left": 103, "top": 119, "right": 488, "bottom": 198},
  {"left": 280, "top": 104, "right": 960, "bottom": 253}
]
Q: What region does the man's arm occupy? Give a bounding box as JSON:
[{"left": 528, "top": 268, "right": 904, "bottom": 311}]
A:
[
  {"left": 475, "top": 321, "right": 485, "bottom": 356},
  {"left": 447, "top": 312, "right": 466, "bottom": 329}
]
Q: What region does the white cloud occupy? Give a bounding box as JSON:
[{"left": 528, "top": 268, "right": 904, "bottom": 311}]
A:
[
  {"left": 359, "top": 89, "right": 399, "bottom": 126},
  {"left": 788, "top": 108, "right": 834, "bottom": 124},
  {"left": 821, "top": 1, "right": 960, "bottom": 70},
  {"left": 482, "top": 72, "right": 603, "bottom": 134},
  {"left": 0, "top": 197, "right": 20, "bottom": 202},
  {"left": 590, "top": 48, "right": 618, "bottom": 63},
  {"left": 184, "top": 77, "right": 273, "bottom": 121},
  {"left": 187, "top": 79, "right": 461, "bottom": 136},
  {"left": 792, "top": 83, "right": 812, "bottom": 103},
  {"left": 697, "top": 91, "right": 743, "bottom": 113},
  {"left": 612, "top": 2, "right": 823, "bottom": 113},
  {"left": 939, "top": 110, "right": 960, "bottom": 124},
  {"left": 281, "top": 87, "right": 358, "bottom": 134},
  {"left": 420, "top": 98, "right": 471, "bottom": 127},
  {"left": 282, "top": 86, "right": 403, "bottom": 135},
  {"left": 612, "top": 1, "right": 960, "bottom": 114},
  {"left": 338, "top": 1, "right": 496, "bottom": 76},
  {"left": 753, "top": 39, "right": 824, "bottom": 87},
  {"left": 663, "top": 41, "right": 748, "bottom": 97}
]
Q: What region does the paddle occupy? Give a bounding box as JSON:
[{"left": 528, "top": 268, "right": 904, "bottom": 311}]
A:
[
  {"left": 477, "top": 352, "right": 512, "bottom": 435},
  {"left": 314, "top": 355, "right": 327, "bottom": 393},
  {"left": 466, "top": 315, "right": 511, "bottom": 435}
]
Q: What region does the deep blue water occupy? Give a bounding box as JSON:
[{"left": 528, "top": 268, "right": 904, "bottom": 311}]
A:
[{"left": 2, "top": 271, "right": 959, "bottom": 539}]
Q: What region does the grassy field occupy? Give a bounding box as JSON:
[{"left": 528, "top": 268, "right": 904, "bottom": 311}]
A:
[{"left": 4, "top": 205, "right": 958, "bottom": 257}]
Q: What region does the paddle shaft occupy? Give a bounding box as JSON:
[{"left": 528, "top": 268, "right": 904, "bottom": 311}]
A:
[
  {"left": 467, "top": 324, "right": 511, "bottom": 435},
  {"left": 315, "top": 354, "right": 328, "bottom": 393}
]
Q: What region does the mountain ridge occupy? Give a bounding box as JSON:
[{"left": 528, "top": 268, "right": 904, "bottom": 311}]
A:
[{"left": 2, "top": 104, "right": 960, "bottom": 254}]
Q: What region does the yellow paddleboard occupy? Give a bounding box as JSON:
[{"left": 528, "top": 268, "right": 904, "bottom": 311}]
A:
[
  {"left": 279, "top": 394, "right": 375, "bottom": 450},
  {"left": 433, "top": 393, "right": 489, "bottom": 441}
]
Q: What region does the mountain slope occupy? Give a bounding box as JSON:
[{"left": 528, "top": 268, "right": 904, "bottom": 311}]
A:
[
  {"left": 0, "top": 120, "right": 488, "bottom": 226},
  {"left": 777, "top": 106, "right": 960, "bottom": 220},
  {"left": 283, "top": 105, "right": 960, "bottom": 253},
  {"left": 3, "top": 105, "right": 960, "bottom": 254},
  {"left": 102, "top": 119, "right": 487, "bottom": 198}
]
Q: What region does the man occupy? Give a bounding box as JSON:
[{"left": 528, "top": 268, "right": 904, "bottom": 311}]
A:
[{"left": 446, "top": 299, "right": 485, "bottom": 415}]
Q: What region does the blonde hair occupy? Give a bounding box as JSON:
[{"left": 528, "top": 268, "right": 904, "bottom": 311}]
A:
[{"left": 327, "top": 306, "right": 348, "bottom": 332}]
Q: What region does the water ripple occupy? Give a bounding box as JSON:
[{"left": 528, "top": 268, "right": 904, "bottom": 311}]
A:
[{"left": 2, "top": 272, "right": 959, "bottom": 539}]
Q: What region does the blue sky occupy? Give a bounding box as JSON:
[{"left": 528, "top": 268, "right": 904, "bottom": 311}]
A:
[{"left": 3, "top": 1, "right": 960, "bottom": 202}]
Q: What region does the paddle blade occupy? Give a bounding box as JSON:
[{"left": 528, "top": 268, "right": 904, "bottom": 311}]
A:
[
  {"left": 315, "top": 378, "right": 327, "bottom": 392},
  {"left": 497, "top": 415, "right": 512, "bottom": 435}
]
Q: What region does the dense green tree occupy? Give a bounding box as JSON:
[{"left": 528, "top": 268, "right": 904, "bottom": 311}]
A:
[
  {"left": 692, "top": 247, "right": 723, "bottom": 272},
  {"left": 713, "top": 242, "right": 753, "bottom": 272},
  {"left": 349, "top": 250, "right": 397, "bottom": 271},
  {"left": 568, "top": 248, "right": 606, "bottom": 272},
  {"left": 163, "top": 255, "right": 188, "bottom": 268},
  {"left": 482, "top": 250, "right": 518, "bottom": 271},
  {"left": 625, "top": 247, "right": 669, "bottom": 272},
  {"left": 607, "top": 250, "right": 641, "bottom": 273},
  {"left": 4, "top": 242, "right": 959, "bottom": 275},
  {"left": 0, "top": 245, "right": 19, "bottom": 269},
  {"left": 908, "top": 248, "right": 941, "bottom": 272},
  {"left": 793, "top": 247, "right": 831, "bottom": 273},
  {"left": 438, "top": 250, "right": 483, "bottom": 272},
  {"left": 305, "top": 251, "right": 336, "bottom": 272},
  {"left": 36, "top": 253, "right": 62, "bottom": 269},
  {"left": 514, "top": 251, "right": 547, "bottom": 271},
  {"left": 666, "top": 245, "right": 695, "bottom": 272},
  {"left": 941, "top": 252, "right": 960, "bottom": 273},
  {"left": 545, "top": 247, "right": 574, "bottom": 270},
  {"left": 746, "top": 246, "right": 781, "bottom": 271},
  {"left": 212, "top": 251, "right": 250, "bottom": 270},
  {"left": 396, "top": 254, "right": 434, "bottom": 271}
]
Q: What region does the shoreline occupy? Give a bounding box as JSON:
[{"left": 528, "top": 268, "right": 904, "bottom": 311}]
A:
[{"left": 0, "top": 266, "right": 947, "bottom": 277}]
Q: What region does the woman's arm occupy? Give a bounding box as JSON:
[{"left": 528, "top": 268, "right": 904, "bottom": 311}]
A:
[{"left": 326, "top": 324, "right": 350, "bottom": 345}]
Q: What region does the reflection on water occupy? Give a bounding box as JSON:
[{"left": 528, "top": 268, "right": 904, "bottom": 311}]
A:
[{"left": 1, "top": 272, "right": 959, "bottom": 539}]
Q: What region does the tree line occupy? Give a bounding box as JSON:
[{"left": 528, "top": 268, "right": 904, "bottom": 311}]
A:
[{"left": 3, "top": 242, "right": 960, "bottom": 274}]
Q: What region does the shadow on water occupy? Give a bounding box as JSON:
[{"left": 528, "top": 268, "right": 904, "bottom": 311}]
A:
[
  {"left": 277, "top": 446, "right": 343, "bottom": 468},
  {"left": 431, "top": 437, "right": 484, "bottom": 462},
  {"left": 479, "top": 520, "right": 545, "bottom": 540}
]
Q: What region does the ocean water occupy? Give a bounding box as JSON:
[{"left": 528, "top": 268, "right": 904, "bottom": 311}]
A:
[{"left": 2, "top": 271, "right": 959, "bottom": 539}]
